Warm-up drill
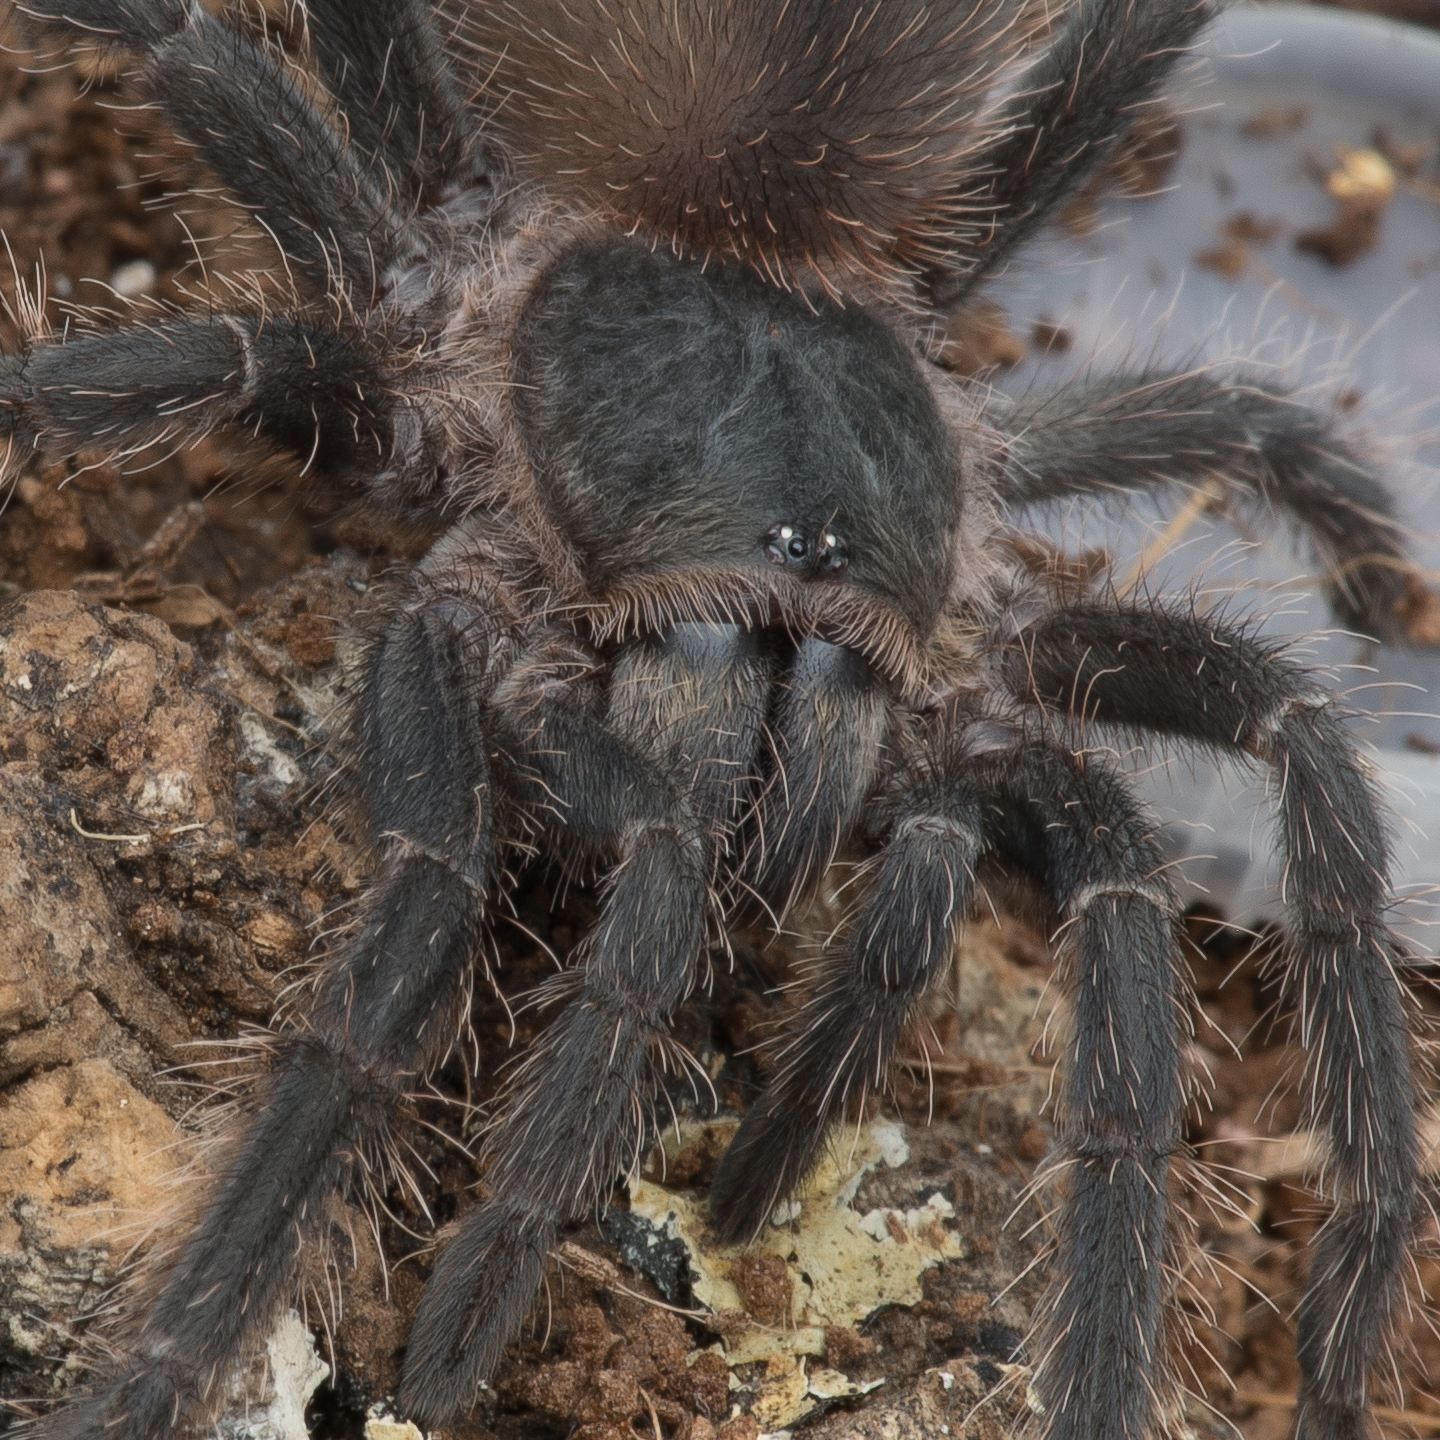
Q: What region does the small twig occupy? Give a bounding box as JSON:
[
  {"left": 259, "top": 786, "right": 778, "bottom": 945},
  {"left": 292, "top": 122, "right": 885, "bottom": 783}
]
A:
[
  {"left": 134, "top": 500, "right": 206, "bottom": 572},
  {"left": 607, "top": 1281, "right": 711, "bottom": 1320},
  {"left": 69, "top": 809, "right": 206, "bottom": 845},
  {"left": 555, "top": 1243, "right": 710, "bottom": 1319},
  {"left": 243, "top": 700, "right": 313, "bottom": 742},
  {"left": 1117, "top": 479, "right": 1225, "bottom": 599},
  {"left": 70, "top": 808, "right": 148, "bottom": 844},
  {"left": 1233, "top": 1391, "right": 1440, "bottom": 1434},
  {"left": 637, "top": 1387, "right": 664, "bottom": 1440}
]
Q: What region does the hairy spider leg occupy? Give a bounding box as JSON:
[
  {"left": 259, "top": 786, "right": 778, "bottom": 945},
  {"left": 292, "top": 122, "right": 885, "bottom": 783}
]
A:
[
  {"left": 0, "top": 0, "right": 486, "bottom": 503},
  {"left": 929, "top": 0, "right": 1216, "bottom": 308},
  {"left": 1012, "top": 602, "right": 1421, "bottom": 1440},
  {"left": 400, "top": 619, "right": 771, "bottom": 1423},
  {"left": 299, "top": 0, "right": 488, "bottom": 207},
  {"left": 964, "top": 737, "right": 1185, "bottom": 1440},
  {"left": 21, "top": 0, "right": 425, "bottom": 291},
  {"left": 742, "top": 637, "right": 889, "bottom": 918},
  {"left": 713, "top": 704, "right": 987, "bottom": 1241},
  {"left": 0, "top": 317, "right": 396, "bottom": 485},
  {"left": 153, "top": 13, "right": 412, "bottom": 291},
  {"left": 28, "top": 578, "right": 503, "bottom": 1440},
  {"left": 996, "top": 372, "right": 1413, "bottom": 639}
]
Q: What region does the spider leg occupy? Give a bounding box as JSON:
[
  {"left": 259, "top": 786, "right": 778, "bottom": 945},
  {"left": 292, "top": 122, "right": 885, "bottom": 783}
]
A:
[
  {"left": 742, "top": 637, "right": 888, "bottom": 917},
  {"left": 994, "top": 371, "right": 1412, "bottom": 638},
  {"left": 29, "top": 575, "right": 504, "bottom": 1440},
  {"left": 399, "top": 622, "right": 771, "bottom": 1425},
  {"left": 0, "top": 315, "right": 414, "bottom": 487},
  {"left": 1011, "top": 601, "right": 1420, "bottom": 1440},
  {"left": 929, "top": 0, "right": 1213, "bottom": 309},
  {"left": 972, "top": 733, "right": 1184, "bottom": 1440},
  {"left": 21, "top": 1, "right": 415, "bottom": 290},
  {"left": 715, "top": 703, "right": 1185, "bottom": 1439},
  {"left": 299, "top": 0, "right": 492, "bottom": 207},
  {"left": 712, "top": 712, "right": 986, "bottom": 1240}
]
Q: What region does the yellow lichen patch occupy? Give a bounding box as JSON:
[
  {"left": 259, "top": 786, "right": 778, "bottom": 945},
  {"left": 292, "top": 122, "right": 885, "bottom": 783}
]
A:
[
  {"left": 724, "top": 1327, "right": 827, "bottom": 1368},
  {"left": 363, "top": 1419, "right": 425, "bottom": 1440},
  {"left": 750, "top": 1353, "right": 814, "bottom": 1432},
  {"left": 629, "top": 1119, "right": 964, "bottom": 1430}
]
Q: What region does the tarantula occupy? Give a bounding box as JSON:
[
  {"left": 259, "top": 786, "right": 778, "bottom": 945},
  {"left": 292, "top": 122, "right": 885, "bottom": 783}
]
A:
[{"left": 0, "top": 0, "right": 1426, "bottom": 1436}]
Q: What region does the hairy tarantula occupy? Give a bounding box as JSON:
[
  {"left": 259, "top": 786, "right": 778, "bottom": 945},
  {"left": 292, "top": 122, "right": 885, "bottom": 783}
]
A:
[{"left": 0, "top": 0, "right": 1428, "bottom": 1436}]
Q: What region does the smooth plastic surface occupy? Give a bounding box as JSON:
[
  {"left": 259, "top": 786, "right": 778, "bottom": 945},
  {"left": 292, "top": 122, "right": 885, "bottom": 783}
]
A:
[{"left": 986, "top": 4, "right": 1440, "bottom": 942}]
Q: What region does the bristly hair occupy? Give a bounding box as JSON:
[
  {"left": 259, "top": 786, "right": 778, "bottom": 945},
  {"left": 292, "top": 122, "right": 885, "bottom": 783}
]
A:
[{"left": 452, "top": 0, "right": 1021, "bottom": 291}]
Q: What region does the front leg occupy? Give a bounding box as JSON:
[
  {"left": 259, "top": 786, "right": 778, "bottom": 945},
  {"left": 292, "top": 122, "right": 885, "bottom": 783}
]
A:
[
  {"left": 400, "top": 624, "right": 770, "bottom": 1424},
  {"left": 1008, "top": 600, "right": 1421, "bottom": 1440},
  {"left": 29, "top": 569, "right": 510, "bottom": 1440},
  {"left": 968, "top": 735, "right": 1184, "bottom": 1440}
]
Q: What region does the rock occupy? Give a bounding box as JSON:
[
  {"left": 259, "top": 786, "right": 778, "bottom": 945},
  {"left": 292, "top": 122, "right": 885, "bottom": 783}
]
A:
[
  {"left": 217, "top": 1311, "right": 330, "bottom": 1440},
  {"left": 0, "top": 575, "right": 363, "bottom": 1413},
  {"left": 0, "top": 1058, "right": 181, "bottom": 1377}
]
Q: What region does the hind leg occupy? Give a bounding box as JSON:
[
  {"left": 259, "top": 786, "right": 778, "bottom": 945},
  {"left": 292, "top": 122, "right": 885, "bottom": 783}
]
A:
[
  {"left": 928, "top": 0, "right": 1215, "bottom": 306},
  {"left": 298, "top": 0, "right": 491, "bottom": 204},
  {"left": 17, "top": 0, "right": 418, "bottom": 288}
]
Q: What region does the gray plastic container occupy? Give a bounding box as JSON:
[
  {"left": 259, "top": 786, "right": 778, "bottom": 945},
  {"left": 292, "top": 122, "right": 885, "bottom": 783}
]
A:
[{"left": 985, "top": 4, "right": 1440, "bottom": 947}]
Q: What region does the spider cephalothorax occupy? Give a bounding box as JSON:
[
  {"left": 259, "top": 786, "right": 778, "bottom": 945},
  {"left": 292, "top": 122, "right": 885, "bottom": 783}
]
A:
[
  {"left": 0, "top": 2, "right": 1425, "bottom": 1439},
  {"left": 509, "top": 241, "right": 970, "bottom": 672}
]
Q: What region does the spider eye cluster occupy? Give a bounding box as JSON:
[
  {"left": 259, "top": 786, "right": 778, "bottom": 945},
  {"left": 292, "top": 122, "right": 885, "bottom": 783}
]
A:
[{"left": 764, "top": 523, "right": 848, "bottom": 576}]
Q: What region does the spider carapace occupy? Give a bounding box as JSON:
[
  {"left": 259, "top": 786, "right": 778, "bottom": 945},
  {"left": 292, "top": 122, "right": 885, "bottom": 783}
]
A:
[{"left": 513, "top": 240, "right": 961, "bottom": 656}]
